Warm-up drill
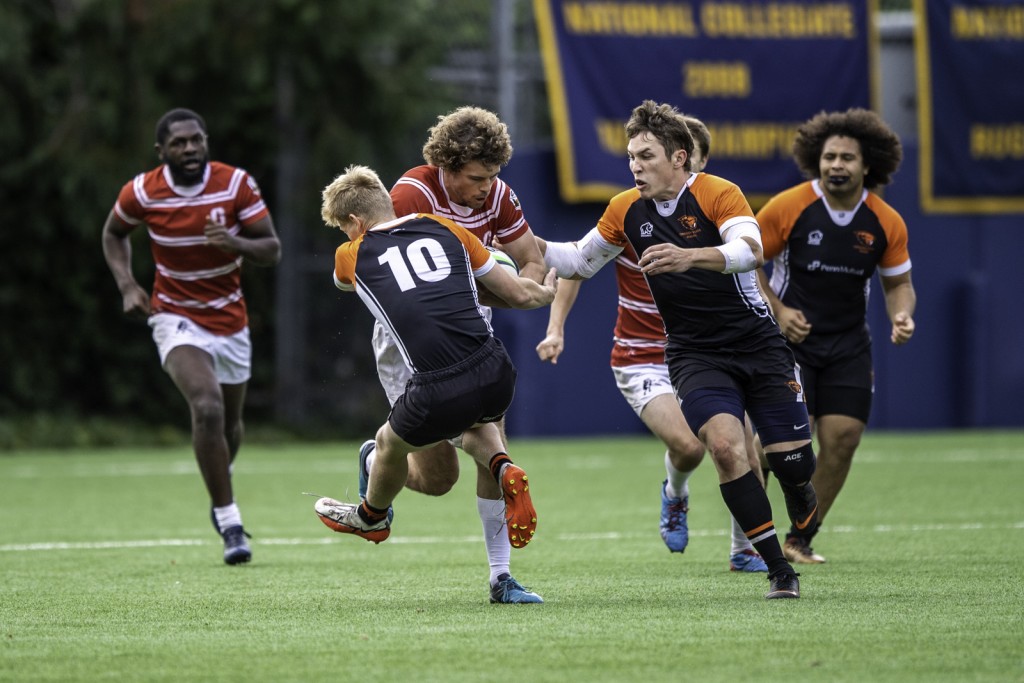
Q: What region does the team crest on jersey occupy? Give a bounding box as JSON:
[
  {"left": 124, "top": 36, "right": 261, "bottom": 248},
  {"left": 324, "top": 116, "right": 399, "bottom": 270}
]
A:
[
  {"left": 807, "top": 230, "right": 823, "bottom": 246},
  {"left": 639, "top": 222, "right": 654, "bottom": 237},
  {"left": 786, "top": 380, "right": 803, "bottom": 394},
  {"left": 247, "top": 175, "right": 262, "bottom": 196},
  {"left": 854, "top": 230, "right": 876, "bottom": 254},
  {"left": 509, "top": 189, "right": 521, "bottom": 210},
  {"left": 677, "top": 215, "right": 700, "bottom": 239}
]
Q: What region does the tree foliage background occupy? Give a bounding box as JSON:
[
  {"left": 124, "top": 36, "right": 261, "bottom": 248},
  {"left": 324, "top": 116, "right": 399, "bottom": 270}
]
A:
[{"left": 0, "top": 0, "right": 494, "bottom": 446}]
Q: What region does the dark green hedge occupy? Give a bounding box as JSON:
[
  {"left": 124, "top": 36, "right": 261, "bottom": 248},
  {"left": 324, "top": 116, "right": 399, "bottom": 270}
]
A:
[{"left": 0, "top": 0, "right": 487, "bottom": 445}]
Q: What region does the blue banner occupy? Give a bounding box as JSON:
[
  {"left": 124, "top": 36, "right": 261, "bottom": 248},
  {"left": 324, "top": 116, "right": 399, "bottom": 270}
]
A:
[
  {"left": 534, "top": 0, "right": 878, "bottom": 205},
  {"left": 916, "top": 0, "right": 1024, "bottom": 213}
]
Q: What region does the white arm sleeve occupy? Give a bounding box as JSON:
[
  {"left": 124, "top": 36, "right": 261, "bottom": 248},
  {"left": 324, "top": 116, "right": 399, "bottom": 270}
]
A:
[
  {"left": 543, "top": 227, "right": 623, "bottom": 279},
  {"left": 715, "top": 218, "right": 762, "bottom": 274}
]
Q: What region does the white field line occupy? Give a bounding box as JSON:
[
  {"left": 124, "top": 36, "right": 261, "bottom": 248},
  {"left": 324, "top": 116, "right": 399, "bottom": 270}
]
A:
[
  {"left": 2, "top": 522, "right": 1021, "bottom": 553},
  {"left": 3, "top": 449, "right": 1021, "bottom": 480}
]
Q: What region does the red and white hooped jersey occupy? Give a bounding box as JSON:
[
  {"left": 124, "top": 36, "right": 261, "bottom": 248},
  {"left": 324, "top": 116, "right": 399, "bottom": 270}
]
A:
[
  {"left": 610, "top": 240, "right": 667, "bottom": 367},
  {"left": 113, "top": 161, "right": 270, "bottom": 335},
  {"left": 390, "top": 164, "right": 531, "bottom": 248}
]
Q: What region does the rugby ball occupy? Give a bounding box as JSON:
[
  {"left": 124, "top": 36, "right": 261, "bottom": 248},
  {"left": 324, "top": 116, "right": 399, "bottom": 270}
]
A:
[{"left": 486, "top": 246, "right": 520, "bottom": 275}]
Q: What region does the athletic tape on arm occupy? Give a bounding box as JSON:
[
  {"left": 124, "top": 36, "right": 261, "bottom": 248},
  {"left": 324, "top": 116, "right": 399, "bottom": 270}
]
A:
[
  {"left": 543, "top": 227, "right": 622, "bottom": 279},
  {"left": 715, "top": 219, "right": 761, "bottom": 274}
]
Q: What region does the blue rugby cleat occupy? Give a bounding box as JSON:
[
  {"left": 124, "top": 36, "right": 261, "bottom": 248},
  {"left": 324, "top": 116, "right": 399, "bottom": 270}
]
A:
[
  {"left": 659, "top": 480, "right": 689, "bottom": 553},
  {"left": 489, "top": 574, "right": 543, "bottom": 604}
]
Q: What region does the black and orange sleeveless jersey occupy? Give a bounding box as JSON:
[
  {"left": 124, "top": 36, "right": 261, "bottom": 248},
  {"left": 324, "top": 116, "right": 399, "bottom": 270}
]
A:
[
  {"left": 757, "top": 180, "right": 911, "bottom": 338},
  {"left": 333, "top": 214, "right": 499, "bottom": 373},
  {"left": 596, "top": 173, "right": 776, "bottom": 352}
]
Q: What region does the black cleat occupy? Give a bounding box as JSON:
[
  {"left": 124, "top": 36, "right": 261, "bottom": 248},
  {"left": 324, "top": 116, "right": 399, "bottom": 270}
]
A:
[
  {"left": 221, "top": 525, "right": 252, "bottom": 565},
  {"left": 779, "top": 480, "right": 820, "bottom": 538},
  {"left": 765, "top": 571, "right": 800, "bottom": 599}
]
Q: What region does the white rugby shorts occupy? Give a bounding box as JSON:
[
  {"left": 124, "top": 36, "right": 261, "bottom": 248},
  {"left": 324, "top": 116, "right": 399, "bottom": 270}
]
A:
[
  {"left": 149, "top": 312, "right": 251, "bottom": 384},
  {"left": 612, "top": 362, "right": 675, "bottom": 417}
]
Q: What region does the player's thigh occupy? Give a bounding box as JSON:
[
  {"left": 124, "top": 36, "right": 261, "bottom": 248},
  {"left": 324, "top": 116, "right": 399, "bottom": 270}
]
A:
[
  {"left": 164, "top": 345, "right": 222, "bottom": 406},
  {"left": 407, "top": 440, "right": 460, "bottom": 473},
  {"left": 815, "top": 413, "right": 866, "bottom": 455},
  {"left": 639, "top": 393, "right": 702, "bottom": 455},
  {"left": 812, "top": 350, "right": 873, "bottom": 422}
]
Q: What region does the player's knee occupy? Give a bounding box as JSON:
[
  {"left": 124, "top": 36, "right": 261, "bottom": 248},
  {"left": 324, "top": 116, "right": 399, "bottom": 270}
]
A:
[
  {"left": 821, "top": 425, "right": 863, "bottom": 458},
  {"left": 405, "top": 463, "right": 459, "bottom": 495},
  {"left": 664, "top": 432, "right": 705, "bottom": 467},
  {"left": 406, "top": 475, "right": 457, "bottom": 496},
  {"left": 190, "top": 395, "right": 225, "bottom": 430},
  {"left": 406, "top": 442, "right": 459, "bottom": 495},
  {"left": 765, "top": 443, "right": 816, "bottom": 485}
]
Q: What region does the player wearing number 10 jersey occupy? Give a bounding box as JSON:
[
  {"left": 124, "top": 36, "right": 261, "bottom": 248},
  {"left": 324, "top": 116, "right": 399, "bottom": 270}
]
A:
[
  {"left": 314, "top": 165, "right": 555, "bottom": 583},
  {"left": 363, "top": 107, "right": 549, "bottom": 604}
]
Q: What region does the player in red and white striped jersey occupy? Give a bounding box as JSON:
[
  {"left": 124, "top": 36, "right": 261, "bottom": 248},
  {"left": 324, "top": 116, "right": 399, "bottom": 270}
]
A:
[{"left": 101, "top": 108, "right": 281, "bottom": 565}]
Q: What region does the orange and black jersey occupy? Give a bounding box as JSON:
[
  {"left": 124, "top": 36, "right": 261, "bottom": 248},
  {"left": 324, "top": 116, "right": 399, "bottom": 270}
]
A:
[
  {"left": 758, "top": 180, "right": 911, "bottom": 338},
  {"left": 334, "top": 214, "right": 499, "bottom": 374},
  {"left": 596, "top": 173, "right": 776, "bottom": 352}
]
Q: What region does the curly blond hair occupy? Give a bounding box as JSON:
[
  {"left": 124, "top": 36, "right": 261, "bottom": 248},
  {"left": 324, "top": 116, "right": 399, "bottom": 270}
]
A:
[{"left": 421, "top": 106, "right": 513, "bottom": 171}]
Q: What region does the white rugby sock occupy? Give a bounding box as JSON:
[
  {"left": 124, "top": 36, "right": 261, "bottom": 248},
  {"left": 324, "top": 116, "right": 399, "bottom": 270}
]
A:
[
  {"left": 364, "top": 446, "right": 376, "bottom": 477},
  {"left": 730, "top": 516, "right": 754, "bottom": 555},
  {"left": 664, "top": 451, "right": 693, "bottom": 500},
  {"left": 213, "top": 502, "right": 243, "bottom": 532},
  {"left": 478, "top": 496, "right": 511, "bottom": 585}
]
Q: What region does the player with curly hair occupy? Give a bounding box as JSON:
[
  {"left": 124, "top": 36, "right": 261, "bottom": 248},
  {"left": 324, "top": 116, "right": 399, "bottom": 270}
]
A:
[
  {"left": 357, "top": 107, "right": 549, "bottom": 604},
  {"left": 756, "top": 108, "right": 916, "bottom": 564}
]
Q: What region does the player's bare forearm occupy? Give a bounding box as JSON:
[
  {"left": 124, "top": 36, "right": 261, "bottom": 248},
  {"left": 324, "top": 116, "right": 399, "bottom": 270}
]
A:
[
  {"left": 518, "top": 260, "right": 548, "bottom": 284},
  {"left": 638, "top": 243, "right": 725, "bottom": 275},
  {"left": 237, "top": 235, "right": 282, "bottom": 266}
]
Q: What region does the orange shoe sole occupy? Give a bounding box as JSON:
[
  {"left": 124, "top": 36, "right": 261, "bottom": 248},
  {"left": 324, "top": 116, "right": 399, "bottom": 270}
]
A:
[{"left": 501, "top": 465, "right": 537, "bottom": 548}]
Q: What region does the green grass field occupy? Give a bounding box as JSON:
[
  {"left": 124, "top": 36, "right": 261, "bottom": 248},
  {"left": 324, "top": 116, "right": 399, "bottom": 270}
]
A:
[{"left": 2, "top": 431, "right": 1022, "bottom": 682}]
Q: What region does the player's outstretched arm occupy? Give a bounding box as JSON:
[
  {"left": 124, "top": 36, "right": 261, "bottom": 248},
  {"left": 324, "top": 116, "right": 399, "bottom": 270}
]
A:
[
  {"left": 478, "top": 266, "right": 558, "bottom": 310},
  {"left": 536, "top": 278, "right": 582, "bottom": 364},
  {"left": 501, "top": 228, "right": 547, "bottom": 284}
]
